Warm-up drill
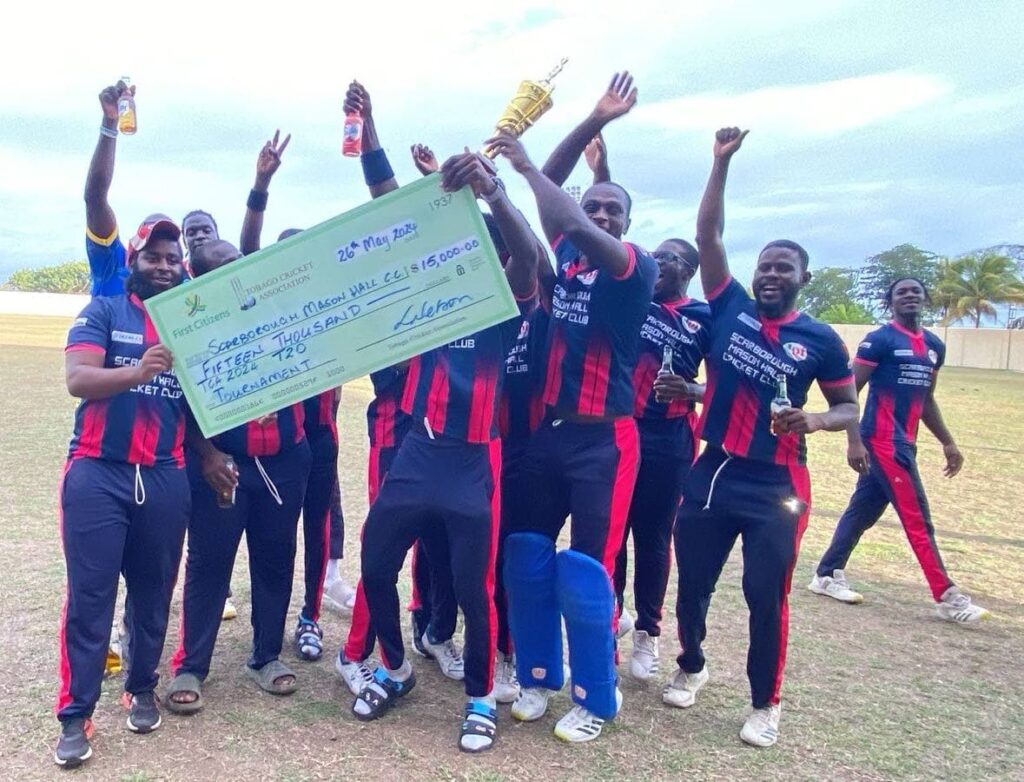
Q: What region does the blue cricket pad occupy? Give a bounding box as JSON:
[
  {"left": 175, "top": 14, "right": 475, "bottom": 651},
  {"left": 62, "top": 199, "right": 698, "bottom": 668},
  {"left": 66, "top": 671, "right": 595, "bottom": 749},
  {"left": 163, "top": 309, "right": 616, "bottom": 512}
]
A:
[
  {"left": 503, "top": 533, "right": 563, "bottom": 691},
  {"left": 557, "top": 550, "right": 618, "bottom": 719}
]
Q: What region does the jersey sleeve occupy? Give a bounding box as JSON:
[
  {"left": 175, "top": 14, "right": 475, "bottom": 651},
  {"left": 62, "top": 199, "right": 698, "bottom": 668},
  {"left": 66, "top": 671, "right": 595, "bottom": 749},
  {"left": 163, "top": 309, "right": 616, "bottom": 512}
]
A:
[
  {"left": 85, "top": 228, "right": 128, "bottom": 297},
  {"left": 927, "top": 332, "right": 946, "bottom": 370},
  {"left": 853, "top": 328, "right": 886, "bottom": 367},
  {"left": 707, "top": 277, "right": 750, "bottom": 320},
  {"left": 817, "top": 327, "right": 855, "bottom": 388},
  {"left": 615, "top": 243, "right": 658, "bottom": 293},
  {"left": 66, "top": 298, "right": 112, "bottom": 354}
]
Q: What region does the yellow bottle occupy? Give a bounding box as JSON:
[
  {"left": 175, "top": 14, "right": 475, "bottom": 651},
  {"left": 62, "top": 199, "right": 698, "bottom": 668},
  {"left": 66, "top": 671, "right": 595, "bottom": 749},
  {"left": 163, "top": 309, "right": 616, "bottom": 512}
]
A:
[
  {"left": 117, "top": 76, "right": 137, "bottom": 136},
  {"left": 105, "top": 647, "right": 123, "bottom": 676}
]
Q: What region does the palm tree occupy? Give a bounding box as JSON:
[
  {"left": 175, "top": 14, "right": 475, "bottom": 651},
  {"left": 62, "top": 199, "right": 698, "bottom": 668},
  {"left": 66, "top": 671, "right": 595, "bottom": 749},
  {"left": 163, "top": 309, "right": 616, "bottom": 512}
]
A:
[{"left": 938, "top": 253, "right": 1024, "bottom": 328}]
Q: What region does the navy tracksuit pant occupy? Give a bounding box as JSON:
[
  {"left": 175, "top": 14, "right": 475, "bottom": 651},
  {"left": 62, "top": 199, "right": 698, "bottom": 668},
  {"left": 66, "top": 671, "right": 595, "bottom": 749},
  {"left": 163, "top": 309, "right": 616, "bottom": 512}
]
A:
[
  {"left": 817, "top": 440, "right": 953, "bottom": 600},
  {"left": 172, "top": 445, "right": 311, "bottom": 678},
  {"left": 614, "top": 416, "right": 696, "bottom": 636},
  {"left": 495, "top": 439, "right": 532, "bottom": 656},
  {"left": 56, "top": 458, "right": 189, "bottom": 721},
  {"left": 300, "top": 424, "right": 344, "bottom": 622},
  {"left": 674, "top": 445, "right": 810, "bottom": 709},
  {"left": 360, "top": 428, "right": 501, "bottom": 697}
]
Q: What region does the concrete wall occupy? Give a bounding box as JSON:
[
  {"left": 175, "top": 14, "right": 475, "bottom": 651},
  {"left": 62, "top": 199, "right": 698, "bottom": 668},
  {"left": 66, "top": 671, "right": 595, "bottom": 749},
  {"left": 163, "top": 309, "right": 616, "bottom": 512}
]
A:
[{"left": 1, "top": 292, "right": 1022, "bottom": 370}]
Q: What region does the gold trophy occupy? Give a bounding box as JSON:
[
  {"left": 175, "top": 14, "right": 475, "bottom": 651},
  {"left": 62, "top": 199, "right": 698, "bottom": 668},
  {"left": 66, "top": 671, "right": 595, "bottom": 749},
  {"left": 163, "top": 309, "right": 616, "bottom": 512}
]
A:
[{"left": 484, "top": 58, "right": 569, "bottom": 158}]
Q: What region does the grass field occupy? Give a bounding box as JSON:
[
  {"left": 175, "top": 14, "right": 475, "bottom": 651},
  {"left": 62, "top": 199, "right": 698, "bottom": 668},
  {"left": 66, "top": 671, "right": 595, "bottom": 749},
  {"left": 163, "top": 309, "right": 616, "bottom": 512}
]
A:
[{"left": 1, "top": 334, "right": 1022, "bottom": 781}]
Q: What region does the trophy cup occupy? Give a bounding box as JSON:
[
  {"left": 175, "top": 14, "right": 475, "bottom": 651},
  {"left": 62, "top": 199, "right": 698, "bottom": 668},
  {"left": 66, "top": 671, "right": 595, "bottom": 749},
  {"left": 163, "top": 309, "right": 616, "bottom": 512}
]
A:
[{"left": 484, "top": 58, "right": 569, "bottom": 158}]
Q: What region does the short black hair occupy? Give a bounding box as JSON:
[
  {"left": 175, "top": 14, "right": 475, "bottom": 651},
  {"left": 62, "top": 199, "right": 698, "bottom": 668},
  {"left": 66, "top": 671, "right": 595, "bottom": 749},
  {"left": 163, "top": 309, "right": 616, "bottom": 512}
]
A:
[
  {"left": 584, "top": 181, "right": 632, "bottom": 217},
  {"left": 664, "top": 238, "right": 699, "bottom": 272},
  {"left": 761, "top": 239, "right": 809, "bottom": 269},
  {"left": 883, "top": 276, "right": 931, "bottom": 309},
  {"left": 189, "top": 239, "right": 236, "bottom": 276},
  {"left": 278, "top": 228, "right": 302, "bottom": 242},
  {"left": 182, "top": 209, "right": 219, "bottom": 234}
]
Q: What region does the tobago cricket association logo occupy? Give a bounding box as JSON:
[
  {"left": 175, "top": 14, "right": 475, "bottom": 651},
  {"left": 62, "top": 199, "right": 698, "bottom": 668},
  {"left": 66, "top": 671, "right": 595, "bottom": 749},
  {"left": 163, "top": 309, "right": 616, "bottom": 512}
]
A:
[
  {"left": 231, "top": 277, "right": 257, "bottom": 311},
  {"left": 185, "top": 294, "right": 206, "bottom": 318},
  {"left": 783, "top": 342, "right": 808, "bottom": 361}
]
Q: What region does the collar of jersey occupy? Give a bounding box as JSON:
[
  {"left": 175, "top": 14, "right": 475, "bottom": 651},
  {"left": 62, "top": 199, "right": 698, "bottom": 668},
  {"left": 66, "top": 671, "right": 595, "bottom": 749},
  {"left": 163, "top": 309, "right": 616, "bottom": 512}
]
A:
[
  {"left": 658, "top": 296, "right": 691, "bottom": 310},
  {"left": 889, "top": 319, "right": 924, "bottom": 338},
  {"left": 758, "top": 309, "right": 800, "bottom": 327},
  {"left": 128, "top": 293, "right": 145, "bottom": 311}
]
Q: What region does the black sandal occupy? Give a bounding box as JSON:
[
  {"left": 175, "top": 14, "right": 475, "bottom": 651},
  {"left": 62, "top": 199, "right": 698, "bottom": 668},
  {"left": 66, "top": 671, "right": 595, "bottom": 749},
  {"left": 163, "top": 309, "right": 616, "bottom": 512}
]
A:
[
  {"left": 351, "top": 667, "right": 416, "bottom": 722},
  {"left": 294, "top": 619, "right": 323, "bottom": 662},
  {"left": 459, "top": 702, "right": 498, "bottom": 753}
]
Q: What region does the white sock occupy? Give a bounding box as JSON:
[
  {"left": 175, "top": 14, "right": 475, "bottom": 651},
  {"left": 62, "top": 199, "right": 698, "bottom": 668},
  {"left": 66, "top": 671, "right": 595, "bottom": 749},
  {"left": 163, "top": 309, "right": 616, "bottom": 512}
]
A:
[
  {"left": 461, "top": 696, "right": 497, "bottom": 751},
  {"left": 326, "top": 559, "right": 341, "bottom": 583},
  {"left": 387, "top": 660, "right": 412, "bottom": 682}
]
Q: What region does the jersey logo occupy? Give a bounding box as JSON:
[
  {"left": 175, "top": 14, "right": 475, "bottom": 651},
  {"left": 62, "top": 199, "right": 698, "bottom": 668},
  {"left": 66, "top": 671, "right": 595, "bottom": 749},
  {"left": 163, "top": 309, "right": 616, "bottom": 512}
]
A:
[
  {"left": 111, "top": 330, "right": 144, "bottom": 345},
  {"left": 448, "top": 338, "right": 476, "bottom": 349},
  {"left": 518, "top": 320, "right": 530, "bottom": 340},
  {"left": 738, "top": 312, "right": 762, "bottom": 332},
  {"left": 894, "top": 349, "right": 914, "bottom": 357},
  {"left": 783, "top": 342, "right": 808, "bottom": 361},
  {"left": 681, "top": 317, "right": 701, "bottom": 334},
  {"left": 73, "top": 317, "right": 88, "bottom": 327},
  {"left": 859, "top": 341, "right": 872, "bottom": 350},
  {"left": 928, "top": 349, "right": 939, "bottom": 364},
  {"left": 577, "top": 269, "right": 599, "bottom": 286}
]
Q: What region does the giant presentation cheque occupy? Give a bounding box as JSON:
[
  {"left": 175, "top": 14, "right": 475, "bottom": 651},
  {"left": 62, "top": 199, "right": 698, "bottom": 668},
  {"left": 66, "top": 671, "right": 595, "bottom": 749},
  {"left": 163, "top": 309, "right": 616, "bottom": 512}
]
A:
[{"left": 146, "top": 175, "right": 518, "bottom": 437}]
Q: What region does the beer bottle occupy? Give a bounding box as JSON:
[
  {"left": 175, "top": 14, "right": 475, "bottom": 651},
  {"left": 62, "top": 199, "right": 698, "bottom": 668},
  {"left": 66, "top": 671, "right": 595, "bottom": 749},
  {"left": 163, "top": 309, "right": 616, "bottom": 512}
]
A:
[
  {"left": 770, "top": 375, "right": 791, "bottom": 415},
  {"left": 117, "top": 77, "right": 137, "bottom": 136},
  {"left": 655, "top": 344, "right": 674, "bottom": 403},
  {"left": 342, "top": 108, "right": 363, "bottom": 157},
  {"left": 217, "top": 456, "right": 237, "bottom": 509}
]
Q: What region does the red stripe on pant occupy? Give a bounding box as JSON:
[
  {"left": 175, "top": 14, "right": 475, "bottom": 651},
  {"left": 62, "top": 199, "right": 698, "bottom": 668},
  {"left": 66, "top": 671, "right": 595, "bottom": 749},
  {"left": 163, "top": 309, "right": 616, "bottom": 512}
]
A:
[
  {"left": 871, "top": 443, "right": 951, "bottom": 601},
  {"left": 55, "top": 460, "right": 74, "bottom": 715},
  {"left": 603, "top": 418, "right": 641, "bottom": 639},
  {"left": 771, "top": 464, "right": 812, "bottom": 705}
]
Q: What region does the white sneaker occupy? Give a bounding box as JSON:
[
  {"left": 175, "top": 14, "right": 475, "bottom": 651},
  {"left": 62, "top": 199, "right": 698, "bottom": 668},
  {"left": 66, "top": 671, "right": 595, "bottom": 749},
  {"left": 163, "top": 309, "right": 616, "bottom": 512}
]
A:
[
  {"left": 740, "top": 704, "right": 781, "bottom": 747},
  {"left": 511, "top": 687, "right": 551, "bottom": 722},
  {"left": 616, "top": 609, "right": 635, "bottom": 639},
  {"left": 322, "top": 578, "right": 356, "bottom": 616},
  {"left": 491, "top": 652, "right": 520, "bottom": 703},
  {"left": 936, "top": 586, "right": 991, "bottom": 624},
  {"left": 335, "top": 652, "right": 375, "bottom": 696},
  {"left": 662, "top": 666, "right": 709, "bottom": 709},
  {"left": 421, "top": 633, "right": 465, "bottom": 681},
  {"left": 553, "top": 689, "right": 623, "bottom": 743},
  {"left": 808, "top": 569, "right": 863, "bottom": 604},
  {"left": 222, "top": 597, "right": 238, "bottom": 621},
  {"left": 630, "top": 630, "right": 659, "bottom": 680}
]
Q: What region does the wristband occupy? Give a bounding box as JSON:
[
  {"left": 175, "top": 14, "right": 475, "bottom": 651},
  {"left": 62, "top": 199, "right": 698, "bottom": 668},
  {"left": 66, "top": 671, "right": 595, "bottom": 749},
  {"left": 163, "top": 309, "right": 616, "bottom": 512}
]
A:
[
  {"left": 99, "top": 125, "right": 118, "bottom": 139},
  {"left": 247, "top": 189, "right": 269, "bottom": 212},
  {"left": 481, "top": 177, "right": 506, "bottom": 204},
  {"left": 361, "top": 148, "right": 395, "bottom": 186}
]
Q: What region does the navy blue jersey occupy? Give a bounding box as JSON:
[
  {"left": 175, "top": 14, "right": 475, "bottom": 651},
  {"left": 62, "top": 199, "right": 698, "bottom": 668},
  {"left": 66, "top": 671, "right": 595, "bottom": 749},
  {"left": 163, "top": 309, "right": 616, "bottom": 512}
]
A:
[
  {"left": 211, "top": 403, "right": 307, "bottom": 458},
  {"left": 367, "top": 366, "right": 412, "bottom": 448},
  {"left": 697, "top": 278, "right": 853, "bottom": 465},
  {"left": 499, "top": 303, "right": 550, "bottom": 445},
  {"left": 542, "top": 236, "right": 657, "bottom": 417},
  {"left": 632, "top": 297, "right": 711, "bottom": 419},
  {"left": 66, "top": 294, "right": 186, "bottom": 466},
  {"left": 856, "top": 322, "right": 944, "bottom": 446}
]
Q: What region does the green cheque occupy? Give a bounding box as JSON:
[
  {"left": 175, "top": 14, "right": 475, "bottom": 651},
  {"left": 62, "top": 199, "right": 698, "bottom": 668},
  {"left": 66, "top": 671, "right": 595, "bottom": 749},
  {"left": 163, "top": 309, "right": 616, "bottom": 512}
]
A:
[{"left": 146, "top": 175, "right": 518, "bottom": 437}]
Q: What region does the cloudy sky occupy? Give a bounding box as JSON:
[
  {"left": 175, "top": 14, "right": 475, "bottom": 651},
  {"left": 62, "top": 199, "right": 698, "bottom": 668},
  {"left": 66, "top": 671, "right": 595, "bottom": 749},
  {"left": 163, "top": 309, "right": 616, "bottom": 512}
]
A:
[{"left": 2, "top": 0, "right": 1022, "bottom": 288}]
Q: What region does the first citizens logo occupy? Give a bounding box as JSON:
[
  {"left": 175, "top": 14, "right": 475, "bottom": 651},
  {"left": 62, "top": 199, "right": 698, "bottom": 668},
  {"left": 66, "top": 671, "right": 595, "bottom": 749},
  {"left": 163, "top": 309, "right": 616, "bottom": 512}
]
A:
[{"left": 185, "top": 294, "right": 207, "bottom": 318}]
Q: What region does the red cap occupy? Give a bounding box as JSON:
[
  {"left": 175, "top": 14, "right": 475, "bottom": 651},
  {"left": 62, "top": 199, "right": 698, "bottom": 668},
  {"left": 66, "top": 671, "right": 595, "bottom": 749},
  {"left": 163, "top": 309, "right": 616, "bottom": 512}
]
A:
[{"left": 127, "top": 217, "right": 182, "bottom": 263}]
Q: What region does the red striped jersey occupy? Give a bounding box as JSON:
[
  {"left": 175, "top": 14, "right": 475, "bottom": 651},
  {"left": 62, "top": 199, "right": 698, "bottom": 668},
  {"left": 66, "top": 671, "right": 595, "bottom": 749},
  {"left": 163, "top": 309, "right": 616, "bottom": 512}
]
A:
[
  {"left": 211, "top": 402, "right": 307, "bottom": 458},
  {"left": 697, "top": 277, "right": 853, "bottom": 465},
  {"left": 66, "top": 294, "right": 186, "bottom": 467},
  {"left": 303, "top": 388, "right": 340, "bottom": 437},
  {"left": 499, "top": 302, "right": 550, "bottom": 444},
  {"left": 542, "top": 236, "right": 657, "bottom": 417},
  {"left": 855, "top": 322, "right": 944, "bottom": 446},
  {"left": 367, "top": 367, "right": 412, "bottom": 448},
  {"left": 632, "top": 297, "right": 712, "bottom": 419},
  {"left": 401, "top": 312, "right": 526, "bottom": 443}
]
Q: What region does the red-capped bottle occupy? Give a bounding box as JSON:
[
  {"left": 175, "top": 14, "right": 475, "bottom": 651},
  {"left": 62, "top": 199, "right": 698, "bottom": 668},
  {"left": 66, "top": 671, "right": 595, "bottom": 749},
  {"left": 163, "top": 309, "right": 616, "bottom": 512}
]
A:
[{"left": 342, "top": 109, "right": 363, "bottom": 157}]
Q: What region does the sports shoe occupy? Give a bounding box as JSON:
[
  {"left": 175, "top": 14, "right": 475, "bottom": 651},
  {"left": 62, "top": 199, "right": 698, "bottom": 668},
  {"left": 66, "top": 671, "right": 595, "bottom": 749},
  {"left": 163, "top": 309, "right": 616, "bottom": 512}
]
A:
[
  {"left": 630, "top": 630, "right": 659, "bottom": 680},
  {"left": 293, "top": 618, "right": 324, "bottom": 662},
  {"left": 420, "top": 633, "right": 465, "bottom": 681},
  {"left": 222, "top": 597, "right": 238, "bottom": 621},
  {"left": 491, "top": 652, "right": 520, "bottom": 703},
  {"left": 808, "top": 569, "right": 863, "bottom": 604},
  {"left": 740, "top": 704, "right": 781, "bottom": 747},
  {"left": 554, "top": 689, "right": 623, "bottom": 743},
  {"left": 662, "top": 666, "right": 709, "bottom": 709},
  {"left": 616, "top": 609, "right": 635, "bottom": 639},
  {"left": 511, "top": 687, "right": 551, "bottom": 722},
  {"left": 323, "top": 577, "right": 356, "bottom": 616},
  {"left": 335, "top": 651, "right": 375, "bottom": 696},
  {"left": 124, "top": 691, "right": 161, "bottom": 734},
  {"left": 936, "top": 586, "right": 991, "bottom": 624},
  {"left": 54, "top": 718, "right": 94, "bottom": 768}
]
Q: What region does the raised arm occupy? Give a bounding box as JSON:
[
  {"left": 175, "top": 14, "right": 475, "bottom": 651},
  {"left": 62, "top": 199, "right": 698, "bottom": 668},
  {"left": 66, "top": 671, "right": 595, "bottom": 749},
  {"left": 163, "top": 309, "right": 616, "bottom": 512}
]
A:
[
  {"left": 440, "top": 151, "right": 539, "bottom": 299},
  {"left": 921, "top": 373, "right": 963, "bottom": 477},
  {"left": 85, "top": 81, "right": 131, "bottom": 240},
  {"left": 584, "top": 134, "right": 610, "bottom": 184},
  {"left": 411, "top": 144, "right": 439, "bottom": 177},
  {"left": 695, "top": 127, "right": 748, "bottom": 296},
  {"left": 488, "top": 134, "right": 632, "bottom": 277},
  {"left": 541, "top": 72, "right": 637, "bottom": 187},
  {"left": 346, "top": 81, "right": 399, "bottom": 199},
  {"left": 240, "top": 130, "right": 290, "bottom": 255}
]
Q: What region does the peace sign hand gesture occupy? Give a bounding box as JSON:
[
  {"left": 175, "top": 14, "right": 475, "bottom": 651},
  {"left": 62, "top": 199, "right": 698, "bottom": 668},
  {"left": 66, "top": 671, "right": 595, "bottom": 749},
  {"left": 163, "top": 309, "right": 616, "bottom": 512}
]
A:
[{"left": 255, "top": 130, "right": 291, "bottom": 189}]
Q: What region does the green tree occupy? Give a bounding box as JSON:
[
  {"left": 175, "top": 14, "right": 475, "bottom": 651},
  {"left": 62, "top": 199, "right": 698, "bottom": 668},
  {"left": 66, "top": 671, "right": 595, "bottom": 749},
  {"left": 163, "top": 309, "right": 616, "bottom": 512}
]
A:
[
  {"left": 818, "top": 301, "right": 876, "bottom": 325},
  {"left": 937, "top": 253, "right": 1024, "bottom": 328},
  {"left": 798, "top": 267, "right": 862, "bottom": 318},
  {"left": 2, "top": 261, "right": 91, "bottom": 293},
  {"left": 857, "top": 244, "right": 940, "bottom": 318}
]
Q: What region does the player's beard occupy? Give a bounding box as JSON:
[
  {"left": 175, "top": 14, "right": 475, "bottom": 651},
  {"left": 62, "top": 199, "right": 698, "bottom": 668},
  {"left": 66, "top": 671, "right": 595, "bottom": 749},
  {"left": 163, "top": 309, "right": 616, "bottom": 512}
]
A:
[
  {"left": 125, "top": 268, "right": 178, "bottom": 300},
  {"left": 756, "top": 286, "right": 798, "bottom": 319}
]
